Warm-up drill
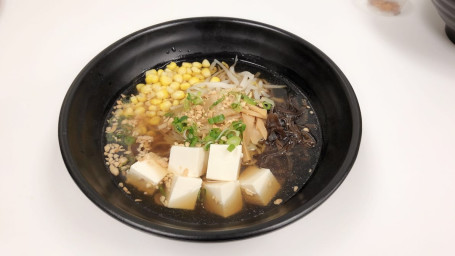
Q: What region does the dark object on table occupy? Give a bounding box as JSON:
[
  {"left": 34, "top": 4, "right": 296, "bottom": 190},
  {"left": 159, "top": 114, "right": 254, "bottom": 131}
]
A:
[
  {"left": 433, "top": 0, "right": 455, "bottom": 43},
  {"left": 58, "top": 17, "right": 362, "bottom": 241}
]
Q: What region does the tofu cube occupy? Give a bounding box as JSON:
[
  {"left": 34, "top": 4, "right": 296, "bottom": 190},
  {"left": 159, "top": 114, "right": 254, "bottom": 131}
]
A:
[
  {"left": 203, "top": 181, "right": 243, "bottom": 218},
  {"left": 206, "top": 144, "right": 242, "bottom": 181},
  {"left": 165, "top": 175, "right": 202, "bottom": 210},
  {"left": 168, "top": 146, "right": 209, "bottom": 177},
  {"left": 239, "top": 166, "right": 281, "bottom": 206},
  {"left": 126, "top": 159, "right": 168, "bottom": 194}
]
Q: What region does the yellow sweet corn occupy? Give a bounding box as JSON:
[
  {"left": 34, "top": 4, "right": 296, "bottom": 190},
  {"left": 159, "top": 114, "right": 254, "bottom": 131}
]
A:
[
  {"left": 210, "top": 76, "right": 221, "bottom": 82},
  {"left": 201, "top": 68, "right": 211, "bottom": 78},
  {"left": 160, "top": 75, "right": 172, "bottom": 87},
  {"left": 156, "top": 89, "right": 169, "bottom": 99},
  {"left": 173, "top": 74, "right": 183, "bottom": 83},
  {"left": 166, "top": 61, "right": 177, "bottom": 70},
  {"left": 202, "top": 59, "right": 210, "bottom": 68},
  {"left": 180, "top": 82, "right": 190, "bottom": 90},
  {"left": 171, "top": 90, "right": 185, "bottom": 100},
  {"left": 136, "top": 83, "right": 145, "bottom": 91},
  {"left": 177, "top": 66, "right": 187, "bottom": 75},
  {"left": 170, "top": 82, "right": 181, "bottom": 90},
  {"left": 182, "top": 74, "right": 192, "bottom": 81},
  {"left": 188, "top": 77, "right": 200, "bottom": 85},
  {"left": 160, "top": 101, "right": 172, "bottom": 111},
  {"left": 149, "top": 116, "right": 161, "bottom": 125}
]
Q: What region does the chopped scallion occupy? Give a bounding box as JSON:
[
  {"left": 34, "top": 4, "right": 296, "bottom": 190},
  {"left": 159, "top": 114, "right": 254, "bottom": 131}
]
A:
[
  {"left": 208, "top": 114, "right": 225, "bottom": 124},
  {"left": 209, "top": 95, "right": 225, "bottom": 109},
  {"left": 241, "top": 94, "right": 257, "bottom": 105}
]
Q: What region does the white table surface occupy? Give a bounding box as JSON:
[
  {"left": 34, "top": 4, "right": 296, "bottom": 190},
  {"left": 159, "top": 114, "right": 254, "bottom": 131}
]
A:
[{"left": 1, "top": 0, "right": 454, "bottom": 255}]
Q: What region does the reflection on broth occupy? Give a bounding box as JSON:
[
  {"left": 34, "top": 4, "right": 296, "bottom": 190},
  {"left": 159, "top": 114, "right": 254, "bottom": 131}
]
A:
[{"left": 103, "top": 57, "right": 322, "bottom": 222}]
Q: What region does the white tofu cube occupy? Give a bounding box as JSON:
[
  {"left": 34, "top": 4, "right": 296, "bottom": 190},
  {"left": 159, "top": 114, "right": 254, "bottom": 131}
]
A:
[
  {"left": 206, "top": 144, "right": 243, "bottom": 181},
  {"left": 126, "top": 159, "right": 168, "bottom": 194},
  {"left": 168, "top": 146, "right": 208, "bottom": 177},
  {"left": 239, "top": 166, "right": 281, "bottom": 206},
  {"left": 165, "top": 175, "right": 202, "bottom": 210},
  {"left": 203, "top": 181, "right": 243, "bottom": 218}
]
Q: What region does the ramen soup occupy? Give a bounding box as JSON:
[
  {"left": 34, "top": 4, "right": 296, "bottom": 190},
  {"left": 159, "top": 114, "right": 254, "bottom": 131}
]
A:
[{"left": 103, "top": 58, "right": 322, "bottom": 221}]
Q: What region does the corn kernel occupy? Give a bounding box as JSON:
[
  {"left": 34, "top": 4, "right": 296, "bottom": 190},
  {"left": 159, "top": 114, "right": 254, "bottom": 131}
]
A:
[
  {"left": 124, "top": 107, "right": 134, "bottom": 116},
  {"left": 172, "top": 90, "right": 185, "bottom": 100},
  {"left": 114, "top": 109, "right": 123, "bottom": 115},
  {"left": 180, "top": 82, "right": 190, "bottom": 90},
  {"left": 134, "top": 107, "right": 145, "bottom": 115},
  {"left": 156, "top": 89, "right": 169, "bottom": 99},
  {"left": 210, "top": 76, "right": 221, "bottom": 82},
  {"left": 167, "top": 87, "right": 175, "bottom": 94},
  {"left": 188, "top": 77, "right": 200, "bottom": 85},
  {"left": 182, "top": 62, "right": 192, "bottom": 68},
  {"left": 135, "top": 102, "right": 144, "bottom": 107},
  {"left": 130, "top": 96, "right": 138, "bottom": 104},
  {"left": 147, "top": 130, "right": 156, "bottom": 136},
  {"left": 172, "top": 99, "right": 179, "bottom": 106},
  {"left": 136, "top": 125, "right": 147, "bottom": 134},
  {"left": 137, "top": 93, "right": 147, "bottom": 102},
  {"left": 147, "top": 111, "right": 157, "bottom": 117},
  {"left": 170, "top": 82, "right": 181, "bottom": 90},
  {"left": 149, "top": 116, "right": 161, "bottom": 126},
  {"left": 145, "top": 69, "right": 157, "bottom": 76},
  {"left": 177, "top": 67, "right": 187, "bottom": 75},
  {"left": 157, "top": 69, "right": 164, "bottom": 76},
  {"left": 173, "top": 74, "right": 183, "bottom": 83},
  {"left": 148, "top": 105, "right": 157, "bottom": 111},
  {"left": 166, "top": 62, "right": 177, "bottom": 70},
  {"left": 202, "top": 59, "right": 210, "bottom": 68},
  {"left": 192, "top": 62, "right": 202, "bottom": 68},
  {"left": 145, "top": 74, "right": 158, "bottom": 84},
  {"left": 183, "top": 74, "right": 191, "bottom": 81},
  {"left": 191, "top": 66, "right": 201, "bottom": 74},
  {"left": 201, "top": 68, "right": 211, "bottom": 78},
  {"left": 150, "top": 74, "right": 160, "bottom": 83},
  {"left": 152, "top": 83, "right": 162, "bottom": 92},
  {"left": 160, "top": 75, "right": 172, "bottom": 86},
  {"left": 186, "top": 68, "right": 193, "bottom": 74},
  {"left": 136, "top": 83, "right": 145, "bottom": 91},
  {"left": 221, "top": 61, "right": 229, "bottom": 68},
  {"left": 157, "top": 111, "right": 165, "bottom": 116},
  {"left": 160, "top": 101, "right": 172, "bottom": 111},
  {"left": 140, "top": 84, "right": 152, "bottom": 94},
  {"left": 150, "top": 98, "right": 162, "bottom": 105},
  {"left": 195, "top": 74, "right": 204, "bottom": 80}
]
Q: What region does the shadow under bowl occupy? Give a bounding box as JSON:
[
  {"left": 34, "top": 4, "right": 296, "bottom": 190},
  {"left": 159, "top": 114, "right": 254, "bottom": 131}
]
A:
[{"left": 58, "top": 17, "right": 362, "bottom": 241}]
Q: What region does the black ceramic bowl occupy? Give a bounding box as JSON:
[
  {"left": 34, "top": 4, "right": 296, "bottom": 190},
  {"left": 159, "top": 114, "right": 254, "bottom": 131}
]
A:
[
  {"left": 58, "top": 17, "right": 361, "bottom": 241},
  {"left": 433, "top": 0, "right": 455, "bottom": 43}
]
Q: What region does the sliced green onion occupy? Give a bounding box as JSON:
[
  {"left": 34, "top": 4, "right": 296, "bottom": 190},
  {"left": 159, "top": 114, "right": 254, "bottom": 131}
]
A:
[
  {"left": 226, "top": 135, "right": 241, "bottom": 146},
  {"left": 262, "top": 101, "right": 273, "bottom": 110},
  {"left": 241, "top": 94, "right": 257, "bottom": 105},
  {"left": 227, "top": 144, "right": 236, "bottom": 152},
  {"left": 231, "top": 120, "right": 246, "bottom": 133},
  {"left": 208, "top": 114, "right": 225, "bottom": 124},
  {"left": 209, "top": 95, "right": 225, "bottom": 109},
  {"left": 124, "top": 136, "right": 136, "bottom": 146},
  {"left": 231, "top": 102, "right": 242, "bottom": 111},
  {"left": 159, "top": 184, "right": 166, "bottom": 196},
  {"left": 164, "top": 112, "right": 174, "bottom": 117}
]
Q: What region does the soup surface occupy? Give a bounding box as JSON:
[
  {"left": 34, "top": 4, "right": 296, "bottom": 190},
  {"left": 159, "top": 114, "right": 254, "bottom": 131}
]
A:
[{"left": 102, "top": 57, "right": 322, "bottom": 224}]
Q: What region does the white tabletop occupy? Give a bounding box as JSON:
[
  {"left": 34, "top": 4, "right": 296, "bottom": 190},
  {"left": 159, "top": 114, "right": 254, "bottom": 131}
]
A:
[{"left": 1, "top": 0, "right": 454, "bottom": 255}]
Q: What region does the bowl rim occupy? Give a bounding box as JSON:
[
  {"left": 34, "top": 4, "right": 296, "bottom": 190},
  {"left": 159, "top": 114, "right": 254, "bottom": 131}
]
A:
[{"left": 58, "top": 16, "right": 362, "bottom": 241}]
